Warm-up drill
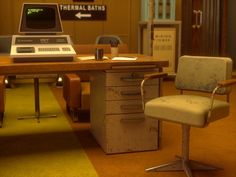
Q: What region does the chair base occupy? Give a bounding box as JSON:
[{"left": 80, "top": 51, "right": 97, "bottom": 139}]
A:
[
  {"left": 67, "top": 106, "right": 90, "bottom": 123},
  {"left": 146, "top": 156, "right": 222, "bottom": 177},
  {"left": 18, "top": 114, "right": 57, "bottom": 123},
  {"left": 68, "top": 107, "right": 79, "bottom": 122},
  {"left": 0, "top": 112, "right": 3, "bottom": 128},
  {"left": 17, "top": 77, "right": 57, "bottom": 123}
]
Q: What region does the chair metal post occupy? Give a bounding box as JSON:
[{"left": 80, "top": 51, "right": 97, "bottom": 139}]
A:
[
  {"left": 18, "top": 77, "right": 57, "bottom": 123},
  {"left": 34, "top": 77, "right": 40, "bottom": 122},
  {"left": 182, "top": 124, "right": 190, "bottom": 162}
]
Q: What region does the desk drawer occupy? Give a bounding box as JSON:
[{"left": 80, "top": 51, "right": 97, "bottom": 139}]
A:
[
  {"left": 106, "top": 100, "right": 143, "bottom": 114},
  {"left": 104, "top": 114, "right": 158, "bottom": 153},
  {"left": 106, "top": 85, "right": 158, "bottom": 100},
  {"left": 106, "top": 70, "right": 159, "bottom": 86}
]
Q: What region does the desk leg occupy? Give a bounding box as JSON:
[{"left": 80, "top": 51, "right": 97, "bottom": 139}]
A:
[
  {"left": 34, "top": 77, "right": 40, "bottom": 122},
  {"left": 18, "top": 77, "right": 57, "bottom": 123}
]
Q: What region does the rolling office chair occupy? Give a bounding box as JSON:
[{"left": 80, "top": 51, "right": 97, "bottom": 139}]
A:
[
  {"left": 0, "top": 35, "right": 13, "bottom": 88},
  {"left": 0, "top": 36, "right": 12, "bottom": 127},
  {"left": 0, "top": 35, "right": 12, "bottom": 54},
  {"left": 0, "top": 35, "right": 56, "bottom": 123},
  {"left": 95, "top": 35, "right": 123, "bottom": 44},
  {"left": 141, "top": 55, "right": 236, "bottom": 177}
]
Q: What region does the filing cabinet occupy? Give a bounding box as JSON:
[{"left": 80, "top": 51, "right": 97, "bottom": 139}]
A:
[{"left": 90, "top": 67, "right": 160, "bottom": 154}]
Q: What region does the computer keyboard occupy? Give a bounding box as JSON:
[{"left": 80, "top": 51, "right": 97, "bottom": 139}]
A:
[{"left": 38, "top": 47, "right": 60, "bottom": 52}]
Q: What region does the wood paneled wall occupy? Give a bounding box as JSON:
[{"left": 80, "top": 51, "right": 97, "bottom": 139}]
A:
[
  {"left": 0, "top": 0, "right": 182, "bottom": 52},
  {"left": 0, "top": 0, "right": 140, "bottom": 52}
]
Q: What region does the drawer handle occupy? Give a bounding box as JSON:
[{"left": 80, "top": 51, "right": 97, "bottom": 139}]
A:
[
  {"left": 120, "top": 117, "right": 145, "bottom": 123},
  {"left": 120, "top": 104, "right": 143, "bottom": 110},
  {"left": 120, "top": 90, "right": 141, "bottom": 96},
  {"left": 120, "top": 77, "right": 143, "bottom": 82},
  {"left": 111, "top": 65, "right": 157, "bottom": 70}
]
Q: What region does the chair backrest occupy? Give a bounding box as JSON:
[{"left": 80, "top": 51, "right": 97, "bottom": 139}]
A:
[
  {"left": 73, "top": 44, "right": 129, "bottom": 54},
  {"left": 0, "top": 36, "right": 12, "bottom": 54},
  {"left": 95, "top": 35, "right": 123, "bottom": 44},
  {"left": 175, "top": 55, "right": 232, "bottom": 94}
]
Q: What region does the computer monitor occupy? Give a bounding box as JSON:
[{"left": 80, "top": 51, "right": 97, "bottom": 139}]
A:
[{"left": 18, "top": 3, "right": 63, "bottom": 34}]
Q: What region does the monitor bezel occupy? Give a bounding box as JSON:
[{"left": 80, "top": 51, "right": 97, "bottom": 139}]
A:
[{"left": 18, "top": 3, "right": 63, "bottom": 34}]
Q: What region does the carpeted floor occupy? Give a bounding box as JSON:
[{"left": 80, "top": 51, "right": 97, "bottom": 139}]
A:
[
  {"left": 1, "top": 81, "right": 236, "bottom": 177},
  {"left": 0, "top": 84, "right": 98, "bottom": 177},
  {"left": 52, "top": 81, "right": 236, "bottom": 177}
]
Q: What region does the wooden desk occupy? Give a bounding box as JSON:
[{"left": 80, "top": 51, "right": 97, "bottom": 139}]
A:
[
  {"left": 0, "top": 54, "right": 168, "bottom": 154},
  {"left": 0, "top": 54, "right": 167, "bottom": 75}
]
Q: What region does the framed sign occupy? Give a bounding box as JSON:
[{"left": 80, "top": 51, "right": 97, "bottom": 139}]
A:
[{"left": 59, "top": 4, "right": 106, "bottom": 21}]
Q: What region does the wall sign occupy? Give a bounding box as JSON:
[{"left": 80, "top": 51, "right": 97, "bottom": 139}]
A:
[{"left": 59, "top": 4, "right": 106, "bottom": 20}]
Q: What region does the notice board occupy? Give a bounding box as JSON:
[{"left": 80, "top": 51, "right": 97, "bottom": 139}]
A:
[{"left": 152, "top": 28, "right": 176, "bottom": 73}]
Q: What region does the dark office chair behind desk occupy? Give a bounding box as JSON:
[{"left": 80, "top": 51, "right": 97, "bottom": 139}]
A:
[
  {"left": 0, "top": 36, "right": 12, "bottom": 127},
  {"left": 0, "top": 35, "right": 12, "bottom": 54},
  {"left": 0, "top": 35, "right": 16, "bottom": 88},
  {"left": 0, "top": 35, "right": 57, "bottom": 124},
  {"left": 95, "top": 35, "right": 123, "bottom": 44},
  {"left": 0, "top": 75, "right": 5, "bottom": 127}
]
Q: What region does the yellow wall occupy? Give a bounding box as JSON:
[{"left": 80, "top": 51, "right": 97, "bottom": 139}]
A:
[{"left": 0, "top": 0, "right": 181, "bottom": 52}]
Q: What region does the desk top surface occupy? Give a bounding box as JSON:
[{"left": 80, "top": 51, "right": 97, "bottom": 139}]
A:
[{"left": 0, "top": 54, "right": 168, "bottom": 75}]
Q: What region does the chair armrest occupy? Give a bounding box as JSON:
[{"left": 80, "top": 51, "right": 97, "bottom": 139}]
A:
[
  {"left": 211, "top": 78, "right": 236, "bottom": 99},
  {"left": 63, "top": 74, "right": 82, "bottom": 108},
  {"left": 207, "top": 78, "right": 236, "bottom": 123},
  {"left": 143, "top": 72, "right": 168, "bottom": 80},
  {"left": 217, "top": 78, "right": 236, "bottom": 87},
  {"left": 0, "top": 75, "right": 5, "bottom": 84},
  {"left": 141, "top": 72, "right": 168, "bottom": 110},
  {"left": 0, "top": 75, "right": 5, "bottom": 98}
]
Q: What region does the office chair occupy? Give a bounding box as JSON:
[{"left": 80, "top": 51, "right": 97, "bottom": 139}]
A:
[
  {"left": 95, "top": 35, "right": 123, "bottom": 45},
  {"left": 0, "top": 36, "right": 13, "bottom": 88},
  {"left": 0, "top": 75, "right": 5, "bottom": 128},
  {"left": 0, "top": 36, "right": 11, "bottom": 127},
  {"left": 141, "top": 55, "right": 236, "bottom": 177},
  {"left": 0, "top": 35, "right": 12, "bottom": 54},
  {"left": 0, "top": 36, "right": 56, "bottom": 123}
]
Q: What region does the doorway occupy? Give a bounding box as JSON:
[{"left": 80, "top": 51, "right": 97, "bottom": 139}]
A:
[{"left": 227, "top": 0, "right": 236, "bottom": 70}]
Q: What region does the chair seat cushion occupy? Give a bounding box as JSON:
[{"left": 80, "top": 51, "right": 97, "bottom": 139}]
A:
[{"left": 145, "top": 95, "right": 230, "bottom": 127}]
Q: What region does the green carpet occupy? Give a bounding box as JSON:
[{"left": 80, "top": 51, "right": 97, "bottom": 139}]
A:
[{"left": 0, "top": 84, "right": 98, "bottom": 177}]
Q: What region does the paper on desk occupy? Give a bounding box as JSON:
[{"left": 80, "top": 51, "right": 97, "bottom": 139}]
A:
[
  {"left": 112, "top": 57, "right": 137, "bottom": 61},
  {"left": 77, "top": 56, "right": 109, "bottom": 60}
]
